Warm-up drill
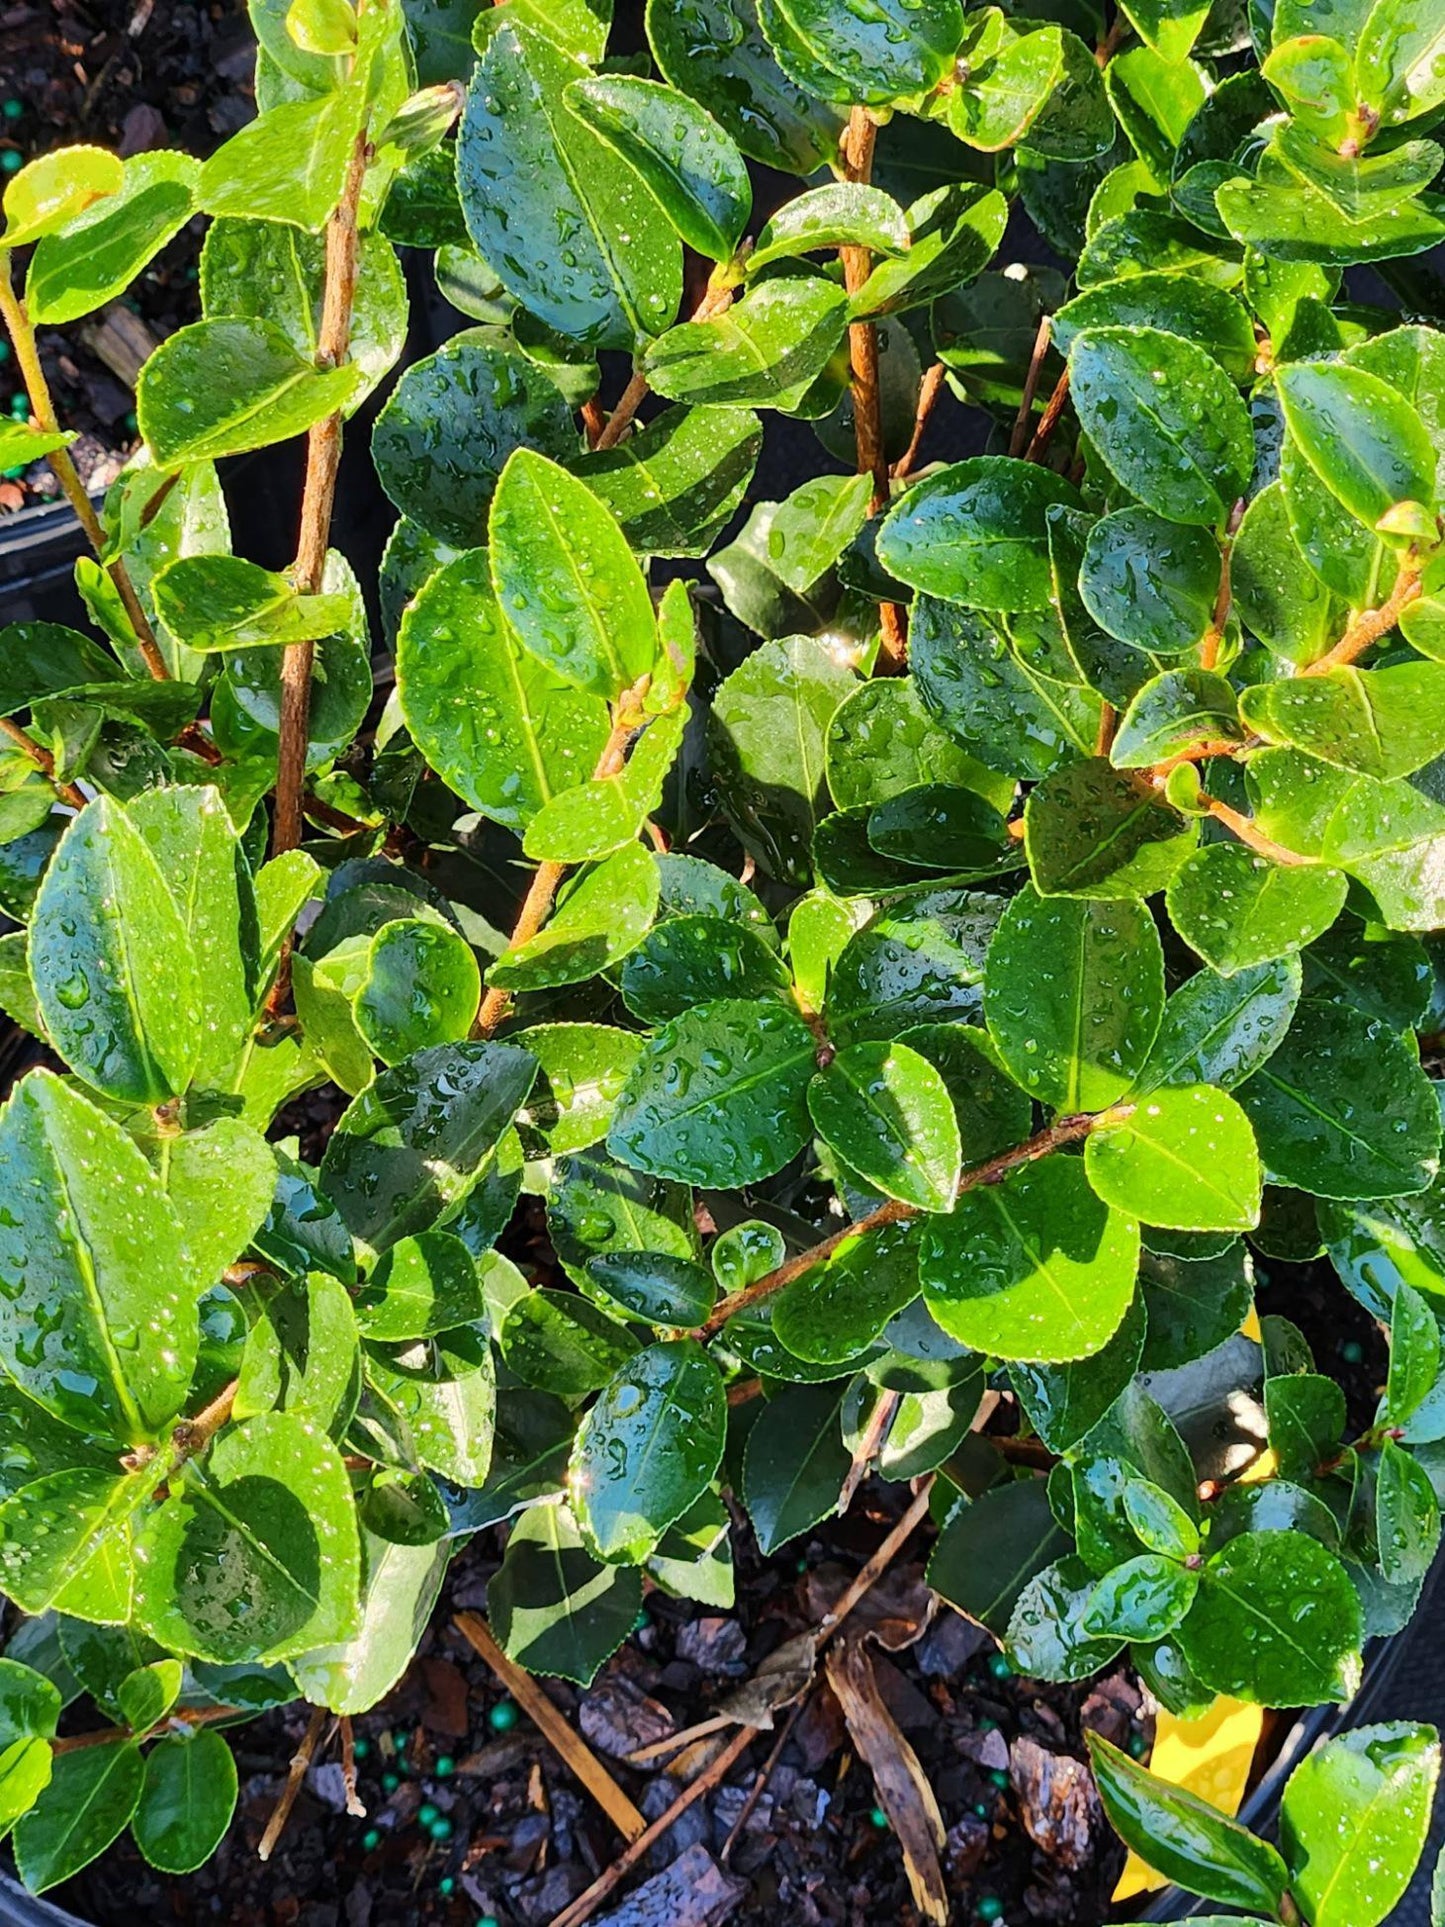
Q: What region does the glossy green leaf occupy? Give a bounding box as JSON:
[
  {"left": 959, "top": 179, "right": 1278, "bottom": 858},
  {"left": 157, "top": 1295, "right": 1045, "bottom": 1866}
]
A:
[
  {"left": 354, "top": 918, "right": 479, "bottom": 1064},
  {"left": 751, "top": 182, "right": 908, "bottom": 270},
  {"left": 949, "top": 22, "right": 1067, "bottom": 152},
  {"left": 1084, "top": 1554, "right": 1198, "bottom": 1640},
  {"left": 131, "top": 1730, "right": 237, "bottom": 1876},
  {"left": 920, "top": 1156, "right": 1140, "bottom": 1362},
  {"left": 1111, "top": 672, "right": 1243, "bottom": 769},
  {"left": 851, "top": 181, "right": 1008, "bottom": 318},
  {"left": 151, "top": 555, "right": 351, "bottom": 655},
  {"left": 572, "top": 1340, "right": 726, "bottom": 1562},
  {"left": 878, "top": 457, "right": 1080, "bottom": 612},
  {"left": 1236, "top": 997, "right": 1439, "bottom": 1199},
  {"left": 487, "top": 842, "right": 659, "bottom": 991},
  {"left": 489, "top": 1501, "right": 641, "bottom": 1684},
  {"left": 1080, "top": 511, "right": 1222, "bottom": 656},
  {"left": 1376, "top": 1437, "right": 1441, "bottom": 1584},
  {"left": 770, "top": 1220, "right": 921, "bottom": 1365},
  {"left": 290, "top": 1528, "right": 449, "bottom": 1710},
  {"left": 1385, "top": 1281, "right": 1441, "bottom": 1428},
  {"left": 137, "top": 318, "right": 361, "bottom": 466},
  {"left": 1216, "top": 168, "right": 1445, "bottom": 264},
  {"left": 741, "top": 1380, "right": 851, "bottom": 1554},
  {"left": 1356, "top": 0, "right": 1445, "bottom": 127},
  {"left": 0, "top": 147, "right": 123, "bottom": 248},
  {"left": 26, "top": 151, "right": 199, "bottom": 326},
  {"left": 1007, "top": 1554, "right": 1127, "bottom": 1680},
  {"left": 573, "top": 404, "right": 761, "bottom": 558},
  {"left": 770, "top": 0, "right": 962, "bottom": 101},
  {"left": 985, "top": 885, "right": 1164, "bottom": 1110},
  {"left": 501, "top": 1288, "right": 639, "bottom": 1397},
  {"left": 355, "top": 1231, "right": 484, "bottom": 1341},
  {"left": 565, "top": 74, "right": 750, "bottom": 263},
  {"left": 1281, "top": 1722, "right": 1442, "bottom": 1927},
  {"left": 1052, "top": 277, "right": 1257, "bottom": 385},
  {"left": 365, "top": 1324, "right": 495, "bottom": 1485},
  {"left": 1278, "top": 360, "right": 1436, "bottom": 530},
  {"left": 1230, "top": 482, "right": 1340, "bottom": 665},
  {"left": 620, "top": 914, "right": 791, "bottom": 1025},
  {"left": 514, "top": 1022, "right": 643, "bottom": 1159},
  {"left": 1178, "top": 1529, "right": 1362, "bottom": 1704},
  {"left": 198, "top": 82, "right": 364, "bottom": 230},
  {"left": 1088, "top": 1732, "right": 1289, "bottom": 1912},
  {"left": 457, "top": 17, "right": 680, "bottom": 349},
  {"left": 1025, "top": 758, "right": 1197, "bottom": 900},
  {"left": 1085, "top": 1085, "right": 1262, "bottom": 1231},
  {"left": 808, "top": 1041, "right": 962, "bottom": 1212},
  {"left": 0, "top": 1739, "right": 52, "bottom": 1841},
  {"left": 13, "top": 1742, "right": 143, "bottom": 1895},
  {"left": 643, "top": 275, "right": 849, "bottom": 411},
  {"left": 1069, "top": 326, "right": 1253, "bottom": 527},
  {"left": 1243, "top": 664, "right": 1445, "bottom": 782},
  {"left": 1166, "top": 842, "right": 1348, "bottom": 975},
  {"left": 1137, "top": 957, "right": 1301, "bottom": 1093},
  {"left": 586, "top": 1250, "right": 716, "bottom": 1326}
]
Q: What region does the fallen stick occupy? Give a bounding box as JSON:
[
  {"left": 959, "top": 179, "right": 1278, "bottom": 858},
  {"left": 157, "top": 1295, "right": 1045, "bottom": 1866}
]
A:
[
  {"left": 454, "top": 1611, "right": 646, "bottom": 1843},
  {"left": 258, "top": 1705, "right": 329, "bottom": 1861}
]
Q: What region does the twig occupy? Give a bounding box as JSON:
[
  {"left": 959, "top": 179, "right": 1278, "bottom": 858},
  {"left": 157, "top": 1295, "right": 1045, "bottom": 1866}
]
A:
[
  {"left": 1095, "top": 701, "right": 1117, "bottom": 759},
  {"left": 0, "top": 261, "right": 170, "bottom": 682},
  {"left": 549, "top": 1726, "right": 756, "bottom": 1927},
  {"left": 453, "top": 1613, "right": 647, "bottom": 1842},
  {"left": 1, "top": 715, "right": 87, "bottom": 809},
  {"left": 1199, "top": 497, "right": 1245, "bottom": 671},
  {"left": 51, "top": 1703, "right": 241, "bottom": 1755},
  {"left": 169, "top": 1376, "right": 238, "bottom": 1461},
  {"left": 812, "top": 1478, "right": 936, "bottom": 1646},
  {"left": 694, "top": 1113, "right": 1106, "bottom": 1338},
  {"left": 1096, "top": 11, "right": 1130, "bottom": 62},
  {"left": 719, "top": 1697, "right": 807, "bottom": 1864},
  {"left": 339, "top": 1715, "right": 366, "bottom": 1818},
  {"left": 1025, "top": 367, "right": 1070, "bottom": 463},
  {"left": 592, "top": 279, "right": 734, "bottom": 453},
  {"left": 837, "top": 1387, "right": 900, "bottom": 1513},
  {"left": 474, "top": 682, "right": 649, "bottom": 1037},
  {"left": 580, "top": 396, "right": 606, "bottom": 448},
  {"left": 892, "top": 361, "right": 945, "bottom": 482},
  {"left": 258, "top": 1705, "right": 329, "bottom": 1861},
  {"left": 1305, "top": 565, "right": 1422, "bottom": 672},
  {"left": 1009, "top": 316, "right": 1051, "bottom": 459},
  {"left": 273, "top": 125, "right": 370, "bottom": 859},
  {"left": 1200, "top": 793, "right": 1313, "bottom": 865}
]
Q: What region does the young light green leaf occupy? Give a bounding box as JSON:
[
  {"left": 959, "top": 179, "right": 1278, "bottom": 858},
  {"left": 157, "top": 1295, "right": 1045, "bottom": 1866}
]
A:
[
  {"left": 136, "top": 318, "right": 361, "bottom": 466},
  {"left": 1085, "top": 1085, "right": 1262, "bottom": 1232},
  {"left": 1280, "top": 1723, "right": 1442, "bottom": 1927},
  {"left": 642, "top": 276, "right": 849, "bottom": 411},
  {"left": 131, "top": 1730, "right": 238, "bottom": 1875},
  {"left": 1166, "top": 843, "right": 1348, "bottom": 975},
  {"left": 486, "top": 842, "right": 660, "bottom": 991},
  {"left": 26, "top": 152, "right": 199, "bottom": 326},
  {"left": 0, "top": 147, "right": 123, "bottom": 249},
  {"left": 808, "top": 1040, "right": 962, "bottom": 1213}
]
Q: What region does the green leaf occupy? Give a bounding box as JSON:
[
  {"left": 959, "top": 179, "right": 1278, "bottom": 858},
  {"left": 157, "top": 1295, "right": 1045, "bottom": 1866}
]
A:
[
  {"left": 365, "top": 1324, "right": 495, "bottom": 1485},
  {"left": 1087, "top": 1731, "right": 1289, "bottom": 1913},
  {"left": 1106, "top": 44, "right": 1208, "bottom": 181},
  {"left": 647, "top": 1488, "right": 734, "bottom": 1606},
  {"left": 770, "top": 0, "right": 962, "bottom": 100},
  {"left": 620, "top": 914, "right": 791, "bottom": 1025},
  {"left": 851, "top": 182, "right": 1009, "bottom": 318},
  {"left": 1009, "top": 1297, "right": 1147, "bottom": 1452},
  {"left": 609, "top": 997, "right": 816, "bottom": 1187},
  {"left": 548, "top": 1147, "right": 698, "bottom": 1287},
  {"left": 877, "top": 457, "right": 1080, "bottom": 612},
  {"left": 708, "top": 634, "right": 856, "bottom": 883},
  {"left": 1085, "top": 1085, "right": 1262, "bottom": 1232},
  {"left": 948, "top": 22, "right": 1067, "bottom": 152},
  {"left": 1119, "top": 0, "right": 1211, "bottom": 60},
  {"left": 1236, "top": 996, "right": 1439, "bottom": 1199},
  {"left": 13, "top": 1742, "right": 143, "bottom": 1894},
  {"left": 116, "top": 1657, "right": 181, "bottom": 1735},
  {"left": 396, "top": 550, "right": 610, "bottom": 834},
  {"left": 645, "top": 0, "right": 846, "bottom": 176},
  {"left": 30, "top": 798, "right": 200, "bottom": 1103},
  {"left": 198, "top": 87, "right": 363, "bottom": 231},
  {"left": 1138, "top": 1244, "right": 1254, "bottom": 1370},
  {"left": 0, "top": 1739, "right": 52, "bottom": 1841},
  {"left": 1124, "top": 1478, "right": 1201, "bottom": 1559},
  {"left": 501, "top": 1288, "right": 639, "bottom": 1397},
  {"left": 0, "top": 147, "right": 123, "bottom": 249},
  {"left": 1242, "top": 664, "right": 1445, "bottom": 782},
  {"left": 1079, "top": 511, "right": 1222, "bottom": 656},
  {"left": 319, "top": 1041, "right": 537, "bottom": 1254},
  {"left": 920, "top": 1156, "right": 1140, "bottom": 1362},
  {"left": 151, "top": 555, "right": 352, "bottom": 655},
  {"left": 985, "top": 886, "right": 1165, "bottom": 1110},
  {"left": 1229, "top": 482, "right": 1340, "bottom": 666},
  {"left": 1278, "top": 360, "right": 1436, "bottom": 530},
  {"left": 289, "top": 1529, "right": 448, "bottom": 1710},
  {"left": 1262, "top": 34, "right": 1354, "bottom": 140},
  {"left": 826, "top": 677, "right": 1012, "bottom": 815},
  {"left": 1271, "top": 124, "right": 1443, "bottom": 220},
  {"left": 927, "top": 1479, "right": 1068, "bottom": 1636},
  {"left": 1384, "top": 1281, "right": 1441, "bottom": 1427},
  {"left": 355, "top": 919, "right": 480, "bottom": 1064},
  {"left": 1084, "top": 1554, "right": 1198, "bottom": 1640},
  {"left": 1177, "top": 1529, "right": 1363, "bottom": 1704},
  {"left": 514, "top": 1022, "right": 643, "bottom": 1159},
  {"left": 1111, "top": 672, "right": 1243, "bottom": 769},
  {"left": 136, "top": 1412, "right": 360, "bottom": 1663},
  {"left": 1136, "top": 957, "right": 1301, "bottom": 1093},
  {"left": 489, "top": 1501, "right": 641, "bottom": 1684},
  {"left": 586, "top": 1251, "right": 717, "bottom": 1327},
  {"left": 1068, "top": 326, "right": 1253, "bottom": 527},
  {"left": 0, "top": 1662, "right": 60, "bottom": 1747},
  {"left": 742, "top": 1380, "right": 851, "bottom": 1554},
  {"left": 808, "top": 1041, "right": 961, "bottom": 1213},
  {"left": 131, "top": 1730, "right": 237, "bottom": 1875},
  {"left": 26, "top": 151, "right": 199, "bottom": 326},
  {"left": 771, "top": 1220, "right": 921, "bottom": 1365},
  {"left": 642, "top": 275, "right": 849, "bottom": 411},
  {"left": 750, "top": 183, "right": 908, "bottom": 271},
  {"left": 490, "top": 449, "right": 656, "bottom": 700},
  {"left": 0, "top": 1466, "right": 153, "bottom": 1619},
  {"left": 136, "top": 318, "right": 361, "bottom": 466},
  {"left": 1376, "top": 1437, "right": 1440, "bottom": 1584},
  {"left": 1025, "top": 758, "right": 1197, "bottom": 900},
  {"left": 1007, "top": 1555, "right": 1126, "bottom": 1680},
  {"left": 1280, "top": 1722, "right": 1442, "bottom": 1927},
  {"left": 458, "top": 17, "right": 680, "bottom": 349},
  {"left": 1356, "top": 0, "right": 1445, "bottom": 127},
  {"left": 355, "top": 1231, "right": 484, "bottom": 1341},
  {"left": 372, "top": 333, "right": 575, "bottom": 548},
  {"left": 565, "top": 75, "right": 750, "bottom": 262},
  {"left": 573, "top": 404, "right": 761, "bottom": 559},
  {"left": 1166, "top": 843, "right": 1348, "bottom": 975},
  {"left": 1052, "top": 276, "right": 1258, "bottom": 386},
  {"left": 486, "top": 842, "right": 659, "bottom": 991},
  {"left": 1216, "top": 169, "right": 1445, "bottom": 265},
  {"left": 0, "top": 1071, "right": 195, "bottom": 1441},
  {"left": 0, "top": 421, "right": 74, "bottom": 469},
  {"left": 572, "top": 1340, "right": 726, "bottom": 1563},
  {"left": 165, "top": 1118, "right": 278, "bottom": 1294}
]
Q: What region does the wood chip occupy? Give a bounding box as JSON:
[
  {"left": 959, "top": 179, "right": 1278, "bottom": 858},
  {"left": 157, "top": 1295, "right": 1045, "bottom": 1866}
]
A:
[
  {"left": 825, "top": 1638, "right": 949, "bottom": 1925},
  {"left": 592, "top": 1842, "right": 745, "bottom": 1927},
  {"left": 1007, "top": 1735, "right": 1102, "bottom": 1873}
]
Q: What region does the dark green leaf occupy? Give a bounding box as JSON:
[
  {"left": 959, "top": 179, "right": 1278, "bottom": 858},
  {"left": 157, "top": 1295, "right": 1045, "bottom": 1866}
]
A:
[
  {"left": 927, "top": 1479, "right": 1067, "bottom": 1635},
  {"left": 514, "top": 1022, "right": 643, "bottom": 1159},
  {"left": 573, "top": 405, "right": 761, "bottom": 558},
  {"left": 808, "top": 1041, "right": 961, "bottom": 1212},
  {"left": 1177, "top": 1530, "right": 1363, "bottom": 1704},
  {"left": 131, "top": 1730, "right": 237, "bottom": 1876},
  {"left": 1084, "top": 1554, "right": 1197, "bottom": 1640},
  {"left": 643, "top": 275, "right": 848, "bottom": 410},
  {"left": 586, "top": 1251, "right": 716, "bottom": 1326},
  {"left": 741, "top": 1380, "right": 851, "bottom": 1554},
  {"left": 1007, "top": 1555, "right": 1127, "bottom": 1680},
  {"left": 1025, "top": 758, "right": 1197, "bottom": 900},
  {"left": 620, "top": 915, "right": 791, "bottom": 1026},
  {"left": 1080, "top": 512, "right": 1221, "bottom": 656},
  {"left": 877, "top": 457, "right": 1080, "bottom": 612},
  {"left": 572, "top": 1340, "right": 726, "bottom": 1562},
  {"left": 771, "top": 1221, "right": 921, "bottom": 1365},
  {"left": 364, "top": 1325, "right": 495, "bottom": 1485},
  {"left": 13, "top": 1742, "right": 143, "bottom": 1894},
  {"left": 1376, "top": 1438, "right": 1440, "bottom": 1585},
  {"left": 769, "top": 0, "right": 962, "bottom": 101},
  {"left": 500, "top": 1289, "right": 639, "bottom": 1397},
  {"left": 489, "top": 1501, "right": 642, "bottom": 1683},
  {"left": 355, "top": 1231, "right": 484, "bottom": 1341},
  {"left": 1009, "top": 1295, "right": 1148, "bottom": 1452}
]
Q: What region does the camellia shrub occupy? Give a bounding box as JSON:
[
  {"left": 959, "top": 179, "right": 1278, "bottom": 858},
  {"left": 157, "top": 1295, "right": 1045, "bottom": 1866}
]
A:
[{"left": 0, "top": 0, "right": 1442, "bottom": 1910}]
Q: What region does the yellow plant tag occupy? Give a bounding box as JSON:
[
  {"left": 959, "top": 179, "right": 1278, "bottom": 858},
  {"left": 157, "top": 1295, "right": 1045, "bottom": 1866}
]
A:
[{"left": 1110, "top": 1696, "right": 1266, "bottom": 1901}]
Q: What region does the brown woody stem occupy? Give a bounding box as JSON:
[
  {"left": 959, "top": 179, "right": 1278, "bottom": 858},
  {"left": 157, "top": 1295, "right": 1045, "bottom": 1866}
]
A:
[
  {"left": 1, "top": 714, "right": 87, "bottom": 809},
  {"left": 0, "top": 257, "right": 171, "bottom": 683},
  {"left": 1025, "top": 366, "right": 1071, "bottom": 463},
  {"left": 1009, "top": 316, "right": 1052, "bottom": 458},
  {"left": 892, "top": 359, "right": 946, "bottom": 482},
  {"left": 694, "top": 1110, "right": 1110, "bottom": 1338},
  {"left": 272, "top": 127, "right": 370, "bottom": 860},
  {"left": 1199, "top": 497, "right": 1246, "bottom": 671},
  {"left": 1200, "top": 793, "right": 1313, "bottom": 865},
  {"left": 1305, "top": 565, "right": 1423, "bottom": 672}
]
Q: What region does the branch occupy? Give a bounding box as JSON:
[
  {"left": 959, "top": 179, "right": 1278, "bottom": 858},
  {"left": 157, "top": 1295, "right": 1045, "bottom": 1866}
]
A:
[
  {"left": 474, "top": 681, "right": 649, "bottom": 1037},
  {"left": 51, "top": 1702, "right": 242, "bottom": 1757},
  {"left": 169, "top": 1376, "right": 238, "bottom": 1461},
  {"left": 1, "top": 715, "right": 87, "bottom": 810},
  {"left": 1025, "top": 366, "right": 1070, "bottom": 463},
  {"left": 1305, "top": 564, "right": 1423, "bottom": 672},
  {"left": 694, "top": 1110, "right": 1108, "bottom": 1339},
  {"left": 272, "top": 126, "right": 370, "bottom": 859},
  {"left": 258, "top": 1705, "right": 329, "bottom": 1861},
  {"left": 592, "top": 277, "right": 736, "bottom": 453},
  {"left": 1199, "top": 793, "right": 1313, "bottom": 865},
  {"left": 1009, "top": 316, "right": 1051, "bottom": 459},
  {"left": 0, "top": 258, "right": 171, "bottom": 683},
  {"left": 892, "top": 359, "right": 946, "bottom": 483},
  {"left": 1199, "top": 497, "right": 1246, "bottom": 671}
]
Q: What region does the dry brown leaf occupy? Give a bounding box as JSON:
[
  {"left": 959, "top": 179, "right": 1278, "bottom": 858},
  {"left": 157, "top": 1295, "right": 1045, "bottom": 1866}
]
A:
[{"left": 824, "top": 1637, "right": 948, "bottom": 1925}]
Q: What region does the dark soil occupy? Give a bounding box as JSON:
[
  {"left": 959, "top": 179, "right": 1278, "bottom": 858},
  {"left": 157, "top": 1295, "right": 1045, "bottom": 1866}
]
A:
[{"left": 0, "top": 0, "right": 255, "bottom": 514}]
